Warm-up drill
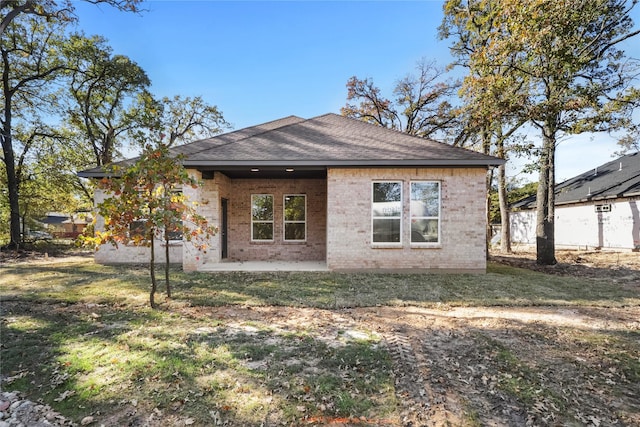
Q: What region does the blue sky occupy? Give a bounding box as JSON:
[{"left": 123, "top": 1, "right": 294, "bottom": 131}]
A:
[{"left": 72, "top": 0, "right": 640, "bottom": 182}]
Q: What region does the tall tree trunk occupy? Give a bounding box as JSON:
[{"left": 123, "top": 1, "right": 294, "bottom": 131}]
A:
[
  {"left": 149, "top": 235, "right": 157, "bottom": 308},
  {"left": 497, "top": 138, "right": 511, "bottom": 253},
  {"left": 5, "top": 153, "right": 22, "bottom": 248},
  {"left": 536, "top": 123, "right": 557, "bottom": 265},
  {"left": 100, "top": 130, "right": 114, "bottom": 166},
  {"left": 1, "top": 114, "right": 21, "bottom": 249},
  {"left": 498, "top": 164, "right": 511, "bottom": 253},
  {"left": 486, "top": 169, "right": 494, "bottom": 255},
  {"left": 164, "top": 231, "right": 171, "bottom": 298},
  {"left": 21, "top": 202, "right": 28, "bottom": 239},
  {"left": 2, "top": 48, "right": 20, "bottom": 249},
  {"left": 482, "top": 127, "right": 492, "bottom": 256}
]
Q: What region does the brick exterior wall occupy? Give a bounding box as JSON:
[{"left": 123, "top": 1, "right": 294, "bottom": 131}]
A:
[
  {"left": 94, "top": 167, "right": 488, "bottom": 273},
  {"left": 182, "top": 172, "right": 327, "bottom": 270},
  {"left": 326, "top": 167, "right": 488, "bottom": 272},
  {"left": 225, "top": 178, "right": 327, "bottom": 262},
  {"left": 181, "top": 170, "right": 223, "bottom": 271},
  {"left": 93, "top": 189, "right": 183, "bottom": 265}
]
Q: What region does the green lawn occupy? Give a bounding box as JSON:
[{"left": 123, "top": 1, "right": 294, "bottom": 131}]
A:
[
  {"left": 1, "top": 258, "right": 639, "bottom": 426},
  {"left": 2, "top": 259, "right": 637, "bottom": 309}
]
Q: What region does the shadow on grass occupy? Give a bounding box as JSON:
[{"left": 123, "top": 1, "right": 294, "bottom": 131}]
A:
[
  {"left": 2, "top": 258, "right": 639, "bottom": 424},
  {"left": 0, "top": 262, "right": 149, "bottom": 304},
  {"left": 1, "top": 298, "right": 134, "bottom": 418},
  {"left": 1, "top": 297, "right": 396, "bottom": 426},
  {"left": 3, "top": 294, "right": 639, "bottom": 426}
]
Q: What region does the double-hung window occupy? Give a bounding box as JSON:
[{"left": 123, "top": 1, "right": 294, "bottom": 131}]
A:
[
  {"left": 372, "top": 181, "right": 402, "bottom": 243},
  {"left": 251, "top": 194, "right": 274, "bottom": 241},
  {"left": 284, "top": 194, "right": 306, "bottom": 241},
  {"left": 410, "top": 181, "right": 440, "bottom": 243}
]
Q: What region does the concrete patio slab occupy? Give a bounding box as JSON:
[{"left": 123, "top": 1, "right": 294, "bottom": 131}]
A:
[{"left": 198, "top": 260, "right": 329, "bottom": 272}]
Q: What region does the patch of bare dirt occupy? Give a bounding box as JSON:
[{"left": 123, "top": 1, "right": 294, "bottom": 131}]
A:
[
  {"left": 361, "top": 305, "right": 640, "bottom": 426},
  {"left": 8, "top": 301, "right": 639, "bottom": 426},
  {"left": 491, "top": 248, "right": 640, "bottom": 283},
  {"left": 219, "top": 249, "right": 640, "bottom": 426},
  {"left": 168, "top": 303, "right": 640, "bottom": 427},
  {"left": 5, "top": 250, "right": 640, "bottom": 426}
]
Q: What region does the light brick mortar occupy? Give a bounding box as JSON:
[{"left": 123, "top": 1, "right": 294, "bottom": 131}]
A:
[
  {"left": 326, "top": 168, "right": 487, "bottom": 272},
  {"left": 93, "top": 189, "right": 183, "bottom": 265},
  {"left": 225, "top": 178, "right": 327, "bottom": 262},
  {"left": 184, "top": 172, "right": 327, "bottom": 270},
  {"left": 94, "top": 167, "right": 488, "bottom": 273}
]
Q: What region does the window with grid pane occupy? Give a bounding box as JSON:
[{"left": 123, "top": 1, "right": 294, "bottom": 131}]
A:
[
  {"left": 410, "top": 181, "right": 440, "bottom": 243},
  {"left": 372, "top": 181, "right": 402, "bottom": 243},
  {"left": 284, "top": 195, "right": 306, "bottom": 241},
  {"left": 251, "top": 194, "right": 273, "bottom": 241}
]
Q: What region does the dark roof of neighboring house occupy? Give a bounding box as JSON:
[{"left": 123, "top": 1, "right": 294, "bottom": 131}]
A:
[
  {"left": 512, "top": 151, "right": 640, "bottom": 209},
  {"left": 41, "top": 213, "right": 91, "bottom": 225},
  {"left": 41, "top": 214, "right": 68, "bottom": 225},
  {"left": 78, "top": 113, "right": 504, "bottom": 179}
]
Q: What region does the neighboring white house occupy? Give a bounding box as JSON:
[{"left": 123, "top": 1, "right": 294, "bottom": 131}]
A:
[
  {"left": 511, "top": 152, "right": 640, "bottom": 251},
  {"left": 80, "top": 113, "right": 504, "bottom": 272}
]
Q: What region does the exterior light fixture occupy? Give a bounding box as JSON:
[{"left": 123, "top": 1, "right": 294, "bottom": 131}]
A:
[
  {"left": 285, "top": 168, "right": 294, "bottom": 172},
  {"left": 251, "top": 168, "right": 259, "bottom": 172}
]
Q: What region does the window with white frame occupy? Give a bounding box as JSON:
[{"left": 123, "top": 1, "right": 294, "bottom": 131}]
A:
[
  {"left": 284, "top": 194, "right": 306, "bottom": 241},
  {"left": 410, "top": 181, "right": 440, "bottom": 243},
  {"left": 251, "top": 194, "right": 274, "bottom": 241},
  {"left": 372, "top": 181, "right": 402, "bottom": 243}
]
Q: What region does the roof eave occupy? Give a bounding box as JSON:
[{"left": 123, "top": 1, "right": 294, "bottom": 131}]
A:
[
  {"left": 183, "top": 158, "right": 505, "bottom": 168},
  {"left": 80, "top": 158, "right": 504, "bottom": 178}
]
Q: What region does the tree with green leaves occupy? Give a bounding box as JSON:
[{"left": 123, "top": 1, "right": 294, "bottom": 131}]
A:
[
  {"left": 64, "top": 34, "right": 151, "bottom": 167},
  {"left": 11, "top": 123, "right": 90, "bottom": 238},
  {"left": 85, "top": 143, "right": 217, "bottom": 308},
  {"left": 131, "top": 95, "right": 229, "bottom": 148},
  {"left": 1, "top": 15, "right": 67, "bottom": 248},
  {"left": 440, "top": 0, "right": 532, "bottom": 253},
  {"left": 441, "top": 0, "right": 640, "bottom": 264},
  {"left": 0, "top": 0, "right": 143, "bottom": 36},
  {"left": 63, "top": 37, "right": 230, "bottom": 220},
  {"left": 1, "top": 0, "right": 143, "bottom": 248},
  {"left": 341, "top": 60, "right": 460, "bottom": 141}
]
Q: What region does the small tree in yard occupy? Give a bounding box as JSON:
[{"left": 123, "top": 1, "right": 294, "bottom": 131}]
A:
[{"left": 85, "top": 142, "right": 217, "bottom": 308}]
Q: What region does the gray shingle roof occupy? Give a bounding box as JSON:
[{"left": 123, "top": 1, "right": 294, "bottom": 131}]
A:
[
  {"left": 78, "top": 113, "right": 503, "bottom": 177},
  {"left": 183, "top": 113, "right": 502, "bottom": 166},
  {"left": 171, "top": 115, "right": 306, "bottom": 158},
  {"left": 512, "top": 151, "right": 640, "bottom": 209}
]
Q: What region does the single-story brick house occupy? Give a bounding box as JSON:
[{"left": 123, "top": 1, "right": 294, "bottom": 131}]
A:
[
  {"left": 79, "top": 113, "right": 504, "bottom": 272},
  {"left": 511, "top": 152, "right": 640, "bottom": 251}
]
